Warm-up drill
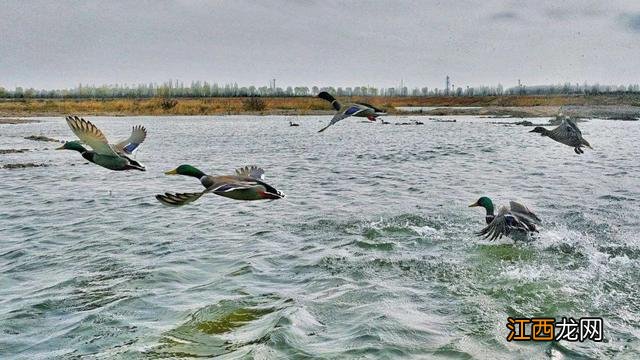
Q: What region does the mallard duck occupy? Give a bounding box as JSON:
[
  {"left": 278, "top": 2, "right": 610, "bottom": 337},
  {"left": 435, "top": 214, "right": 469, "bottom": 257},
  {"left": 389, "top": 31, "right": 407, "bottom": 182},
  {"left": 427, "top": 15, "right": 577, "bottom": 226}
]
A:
[
  {"left": 317, "top": 91, "right": 387, "bottom": 132},
  {"left": 57, "top": 116, "right": 146, "bottom": 171},
  {"left": 529, "top": 116, "right": 592, "bottom": 154},
  {"left": 469, "top": 197, "right": 541, "bottom": 240},
  {"left": 156, "top": 165, "right": 285, "bottom": 206}
]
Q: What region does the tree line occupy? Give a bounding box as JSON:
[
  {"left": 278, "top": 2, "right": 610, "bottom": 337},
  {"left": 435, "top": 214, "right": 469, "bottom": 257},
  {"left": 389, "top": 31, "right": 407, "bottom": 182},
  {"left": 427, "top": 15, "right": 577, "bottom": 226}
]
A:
[{"left": 1, "top": 80, "right": 639, "bottom": 99}]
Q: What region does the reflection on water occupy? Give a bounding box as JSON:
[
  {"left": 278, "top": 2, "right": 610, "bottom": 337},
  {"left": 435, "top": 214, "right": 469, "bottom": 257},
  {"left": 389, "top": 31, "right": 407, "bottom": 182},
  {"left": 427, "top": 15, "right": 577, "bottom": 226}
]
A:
[{"left": 0, "top": 116, "right": 639, "bottom": 358}]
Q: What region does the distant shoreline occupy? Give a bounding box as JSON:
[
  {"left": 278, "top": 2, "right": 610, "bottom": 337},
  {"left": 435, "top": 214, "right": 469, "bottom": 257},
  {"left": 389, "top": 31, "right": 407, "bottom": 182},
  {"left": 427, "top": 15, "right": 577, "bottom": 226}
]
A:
[{"left": 1, "top": 95, "right": 639, "bottom": 120}]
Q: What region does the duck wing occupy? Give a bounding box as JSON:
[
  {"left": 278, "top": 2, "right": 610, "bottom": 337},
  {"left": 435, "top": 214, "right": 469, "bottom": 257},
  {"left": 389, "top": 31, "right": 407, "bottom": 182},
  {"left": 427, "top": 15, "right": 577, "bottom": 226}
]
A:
[
  {"left": 564, "top": 118, "right": 582, "bottom": 136},
  {"left": 114, "top": 125, "right": 147, "bottom": 154},
  {"left": 210, "top": 181, "right": 257, "bottom": 194},
  {"left": 318, "top": 106, "right": 366, "bottom": 132},
  {"left": 476, "top": 206, "right": 531, "bottom": 240},
  {"left": 235, "top": 165, "right": 265, "bottom": 180},
  {"left": 549, "top": 118, "right": 582, "bottom": 143},
  {"left": 509, "top": 201, "right": 542, "bottom": 224},
  {"left": 65, "top": 116, "right": 119, "bottom": 156},
  {"left": 155, "top": 192, "right": 206, "bottom": 206}
]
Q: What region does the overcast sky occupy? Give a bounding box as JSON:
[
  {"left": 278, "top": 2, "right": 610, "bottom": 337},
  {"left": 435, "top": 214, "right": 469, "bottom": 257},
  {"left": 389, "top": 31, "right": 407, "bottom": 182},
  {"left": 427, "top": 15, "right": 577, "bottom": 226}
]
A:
[{"left": 2, "top": 0, "right": 640, "bottom": 90}]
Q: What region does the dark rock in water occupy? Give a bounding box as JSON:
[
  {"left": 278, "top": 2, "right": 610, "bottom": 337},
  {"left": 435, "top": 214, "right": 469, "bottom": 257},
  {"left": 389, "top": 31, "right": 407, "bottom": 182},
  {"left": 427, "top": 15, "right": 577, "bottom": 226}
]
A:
[
  {"left": 0, "top": 149, "right": 29, "bottom": 154},
  {"left": 607, "top": 114, "right": 638, "bottom": 121},
  {"left": 2, "top": 163, "right": 48, "bottom": 169},
  {"left": 0, "top": 118, "right": 41, "bottom": 124},
  {"left": 514, "top": 120, "right": 534, "bottom": 126},
  {"left": 492, "top": 120, "right": 543, "bottom": 126},
  {"left": 24, "top": 135, "right": 64, "bottom": 143}
]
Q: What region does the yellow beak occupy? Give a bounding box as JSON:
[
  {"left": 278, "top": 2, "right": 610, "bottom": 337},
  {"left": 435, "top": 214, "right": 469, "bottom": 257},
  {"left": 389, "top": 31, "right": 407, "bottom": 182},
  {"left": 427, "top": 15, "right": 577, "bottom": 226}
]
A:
[
  {"left": 55, "top": 145, "right": 65, "bottom": 150},
  {"left": 469, "top": 202, "right": 479, "bottom": 207},
  {"left": 164, "top": 168, "right": 178, "bottom": 175}
]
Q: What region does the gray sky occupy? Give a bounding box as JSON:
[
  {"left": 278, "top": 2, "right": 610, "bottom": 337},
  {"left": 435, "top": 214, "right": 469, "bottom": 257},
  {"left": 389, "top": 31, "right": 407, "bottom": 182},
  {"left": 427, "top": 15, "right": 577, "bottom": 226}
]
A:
[{"left": 2, "top": 0, "right": 640, "bottom": 90}]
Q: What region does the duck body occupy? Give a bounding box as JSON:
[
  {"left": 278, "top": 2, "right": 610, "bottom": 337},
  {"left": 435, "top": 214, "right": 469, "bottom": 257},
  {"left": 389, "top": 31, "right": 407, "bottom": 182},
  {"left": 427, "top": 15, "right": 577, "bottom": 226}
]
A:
[
  {"left": 530, "top": 117, "right": 592, "bottom": 154},
  {"left": 90, "top": 153, "right": 144, "bottom": 171},
  {"left": 58, "top": 116, "right": 146, "bottom": 171},
  {"left": 317, "top": 92, "right": 386, "bottom": 132},
  {"left": 470, "top": 196, "right": 541, "bottom": 241},
  {"left": 57, "top": 140, "right": 145, "bottom": 171},
  {"left": 200, "top": 174, "right": 284, "bottom": 201},
  {"left": 156, "top": 165, "right": 285, "bottom": 206}
]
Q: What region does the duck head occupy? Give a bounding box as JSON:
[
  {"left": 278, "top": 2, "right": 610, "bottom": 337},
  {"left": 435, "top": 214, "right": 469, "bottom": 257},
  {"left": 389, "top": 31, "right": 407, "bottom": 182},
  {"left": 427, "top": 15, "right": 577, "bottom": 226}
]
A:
[
  {"left": 529, "top": 126, "right": 548, "bottom": 135},
  {"left": 56, "top": 141, "right": 87, "bottom": 152},
  {"left": 317, "top": 91, "right": 341, "bottom": 111},
  {"left": 164, "top": 164, "right": 205, "bottom": 178},
  {"left": 469, "top": 196, "right": 494, "bottom": 214}
]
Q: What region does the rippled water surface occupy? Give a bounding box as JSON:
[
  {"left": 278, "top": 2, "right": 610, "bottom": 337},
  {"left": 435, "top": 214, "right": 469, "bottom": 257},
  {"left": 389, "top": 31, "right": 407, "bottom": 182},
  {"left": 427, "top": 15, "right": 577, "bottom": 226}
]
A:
[{"left": 1, "top": 116, "right": 639, "bottom": 359}]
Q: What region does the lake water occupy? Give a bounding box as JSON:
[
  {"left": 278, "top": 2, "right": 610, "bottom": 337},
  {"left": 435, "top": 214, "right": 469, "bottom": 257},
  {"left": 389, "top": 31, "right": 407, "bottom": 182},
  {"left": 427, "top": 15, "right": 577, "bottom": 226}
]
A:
[{"left": 1, "top": 116, "right": 639, "bottom": 359}]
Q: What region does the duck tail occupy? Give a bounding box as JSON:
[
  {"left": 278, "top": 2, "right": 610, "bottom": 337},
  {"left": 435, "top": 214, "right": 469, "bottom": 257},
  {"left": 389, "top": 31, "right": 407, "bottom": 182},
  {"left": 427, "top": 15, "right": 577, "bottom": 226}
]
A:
[
  {"left": 124, "top": 156, "right": 146, "bottom": 171},
  {"left": 257, "top": 181, "right": 285, "bottom": 199},
  {"left": 318, "top": 91, "right": 341, "bottom": 111}
]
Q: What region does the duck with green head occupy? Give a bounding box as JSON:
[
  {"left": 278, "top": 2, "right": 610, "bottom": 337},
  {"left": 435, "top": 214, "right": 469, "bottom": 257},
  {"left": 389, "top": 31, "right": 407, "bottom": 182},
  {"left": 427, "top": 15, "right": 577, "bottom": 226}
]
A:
[
  {"left": 57, "top": 116, "right": 146, "bottom": 171},
  {"left": 156, "top": 164, "right": 285, "bottom": 206},
  {"left": 469, "top": 196, "right": 541, "bottom": 240}
]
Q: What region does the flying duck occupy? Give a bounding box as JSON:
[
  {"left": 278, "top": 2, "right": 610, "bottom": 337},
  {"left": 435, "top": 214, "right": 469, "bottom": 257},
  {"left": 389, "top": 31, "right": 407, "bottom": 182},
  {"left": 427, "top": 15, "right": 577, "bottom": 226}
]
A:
[
  {"left": 317, "top": 91, "right": 387, "bottom": 132},
  {"left": 57, "top": 116, "right": 146, "bottom": 171},
  {"left": 156, "top": 165, "right": 285, "bottom": 206},
  {"left": 529, "top": 115, "right": 592, "bottom": 154}
]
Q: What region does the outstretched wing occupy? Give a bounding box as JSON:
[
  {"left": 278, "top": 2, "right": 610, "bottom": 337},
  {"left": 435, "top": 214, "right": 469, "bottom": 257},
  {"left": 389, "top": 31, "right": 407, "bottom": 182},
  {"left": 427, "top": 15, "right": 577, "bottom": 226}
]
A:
[
  {"left": 235, "top": 165, "right": 265, "bottom": 180},
  {"left": 477, "top": 207, "right": 510, "bottom": 240},
  {"left": 476, "top": 206, "right": 531, "bottom": 240},
  {"left": 564, "top": 118, "right": 582, "bottom": 136},
  {"left": 509, "top": 201, "right": 542, "bottom": 224},
  {"left": 318, "top": 107, "right": 365, "bottom": 133},
  {"left": 551, "top": 118, "right": 580, "bottom": 139},
  {"left": 65, "top": 116, "right": 119, "bottom": 156},
  {"left": 115, "top": 125, "right": 147, "bottom": 154},
  {"left": 156, "top": 192, "right": 205, "bottom": 206}
]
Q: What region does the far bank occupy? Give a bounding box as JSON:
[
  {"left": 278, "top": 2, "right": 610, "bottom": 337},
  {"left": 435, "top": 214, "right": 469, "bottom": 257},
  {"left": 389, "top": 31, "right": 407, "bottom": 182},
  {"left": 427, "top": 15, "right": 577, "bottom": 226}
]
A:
[{"left": 1, "top": 94, "right": 640, "bottom": 119}]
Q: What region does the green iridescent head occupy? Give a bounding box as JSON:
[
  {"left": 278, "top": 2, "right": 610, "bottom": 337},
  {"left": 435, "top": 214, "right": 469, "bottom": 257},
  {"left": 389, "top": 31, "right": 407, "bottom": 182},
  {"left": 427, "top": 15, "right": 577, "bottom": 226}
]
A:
[
  {"left": 56, "top": 141, "right": 86, "bottom": 152},
  {"left": 164, "top": 164, "right": 205, "bottom": 178},
  {"left": 469, "top": 196, "right": 494, "bottom": 213}
]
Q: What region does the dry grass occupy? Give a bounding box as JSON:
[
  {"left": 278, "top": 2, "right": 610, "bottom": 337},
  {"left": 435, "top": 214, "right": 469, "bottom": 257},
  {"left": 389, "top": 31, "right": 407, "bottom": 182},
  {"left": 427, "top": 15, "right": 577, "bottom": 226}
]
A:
[{"left": 1, "top": 94, "right": 639, "bottom": 117}]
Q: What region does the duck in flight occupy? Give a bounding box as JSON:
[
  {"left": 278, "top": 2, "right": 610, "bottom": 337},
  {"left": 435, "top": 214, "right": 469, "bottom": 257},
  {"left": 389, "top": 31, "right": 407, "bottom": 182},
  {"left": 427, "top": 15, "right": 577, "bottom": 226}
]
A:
[
  {"left": 57, "top": 116, "right": 146, "bottom": 171},
  {"left": 469, "top": 197, "right": 541, "bottom": 240},
  {"left": 156, "top": 165, "right": 285, "bottom": 206},
  {"left": 529, "top": 115, "right": 592, "bottom": 154},
  {"left": 317, "top": 91, "right": 386, "bottom": 132}
]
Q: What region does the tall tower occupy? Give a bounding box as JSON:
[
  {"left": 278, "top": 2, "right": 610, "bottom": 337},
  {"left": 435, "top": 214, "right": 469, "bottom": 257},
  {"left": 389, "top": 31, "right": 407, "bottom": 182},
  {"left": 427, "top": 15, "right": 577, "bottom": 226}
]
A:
[{"left": 445, "top": 75, "right": 450, "bottom": 96}]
